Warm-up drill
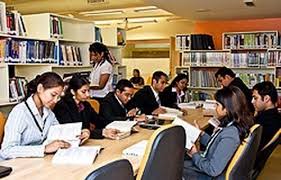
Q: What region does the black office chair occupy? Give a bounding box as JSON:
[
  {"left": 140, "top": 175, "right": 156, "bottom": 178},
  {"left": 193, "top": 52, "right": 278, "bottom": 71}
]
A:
[
  {"left": 252, "top": 128, "right": 281, "bottom": 179},
  {"left": 85, "top": 159, "right": 134, "bottom": 180},
  {"left": 136, "top": 124, "right": 186, "bottom": 180},
  {"left": 224, "top": 124, "right": 262, "bottom": 180}
]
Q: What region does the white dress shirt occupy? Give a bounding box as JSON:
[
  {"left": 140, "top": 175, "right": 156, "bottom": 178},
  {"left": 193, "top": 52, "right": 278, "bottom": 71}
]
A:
[{"left": 0, "top": 95, "right": 59, "bottom": 160}]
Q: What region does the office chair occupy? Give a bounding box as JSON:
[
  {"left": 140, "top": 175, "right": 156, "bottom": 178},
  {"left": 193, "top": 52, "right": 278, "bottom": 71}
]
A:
[
  {"left": 85, "top": 159, "right": 134, "bottom": 180},
  {"left": 0, "top": 112, "right": 7, "bottom": 145},
  {"left": 224, "top": 124, "right": 262, "bottom": 180},
  {"left": 136, "top": 124, "right": 186, "bottom": 180},
  {"left": 87, "top": 99, "right": 100, "bottom": 113},
  {"left": 252, "top": 128, "right": 281, "bottom": 179}
]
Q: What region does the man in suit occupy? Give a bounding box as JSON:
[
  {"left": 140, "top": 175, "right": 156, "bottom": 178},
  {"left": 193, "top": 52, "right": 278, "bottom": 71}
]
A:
[
  {"left": 128, "top": 71, "right": 168, "bottom": 115},
  {"left": 215, "top": 66, "right": 255, "bottom": 113},
  {"left": 251, "top": 81, "right": 281, "bottom": 150},
  {"left": 99, "top": 79, "right": 143, "bottom": 126}
]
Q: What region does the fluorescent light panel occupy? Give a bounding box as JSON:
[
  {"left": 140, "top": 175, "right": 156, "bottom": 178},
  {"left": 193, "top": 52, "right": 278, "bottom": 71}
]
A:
[
  {"left": 80, "top": 9, "right": 124, "bottom": 16},
  {"left": 133, "top": 6, "right": 159, "bottom": 12}
]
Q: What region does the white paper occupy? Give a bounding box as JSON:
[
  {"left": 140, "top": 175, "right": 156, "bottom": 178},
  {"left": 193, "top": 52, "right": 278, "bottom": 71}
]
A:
[
  {"left": 172, "top": 117, "right": 201, "bottom": 149},
  {"left": 122, "top": 140, "right": 148, "bottom": 157},
  {"left": 105, "top": 121, "right": 137, "bottom": 132},
  {"left": 52, "top": 146, "right": 101, "bottom": 165},
  {"left": 161, "top": 106, "right": 183, "bottom": 116},
  {"left": 158, "top": 113, "right": 178, "bottom": 120},
  {"left": 203, "top": 100, "right": 217, "bottom": 110},
  {"left": 46, "top": 122, "right": 82, "bottom": 147},
  {"left": 178, "top": 101, "right": 203, "bottom": 109}
]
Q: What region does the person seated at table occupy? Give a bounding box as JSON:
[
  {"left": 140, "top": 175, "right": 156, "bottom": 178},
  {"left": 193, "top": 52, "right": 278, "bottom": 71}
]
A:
[
  {"left": 99, "top": 79, "right": 145, "bottom": 126},
  {"left": 127, "top": 71, "right": 168, "bottom": 115},
  {"left": 53, "top": 75, "right": 119, "bottom": 139},
  {"left": 1, "top": 72, "right": 72, "bottom": 160},
  {"left": 130, "top": 68, "right": 144, "bottom": 87},
  {"left": 183, "top": 86, "right": 254, "bottom": 179},
  {"left": 159, "top": 73, "right": 188, "bottom": 109},
  {"left": 251, "top": 81, "right": 281, "bottom": 150}
]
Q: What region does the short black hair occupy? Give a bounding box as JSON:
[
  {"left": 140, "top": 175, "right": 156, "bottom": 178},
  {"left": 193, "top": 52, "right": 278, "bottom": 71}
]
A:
[
  {"left": 152, "top": 71, "right": 168, "bottom": 84},
  {"left": 215, "top": 66, "right": 236, "bottom": 78},
  {"left": 65, "top": 75, "right": 90, "bottom": 97},
  {"left": 252, "top": 81, "right": 278, "bottom": 104},
  {"left": 170, "top": 73, "right": 189, "bottom": 87},
  {"left": 115, "top": 79, "right": 134, "bottom": 92}
]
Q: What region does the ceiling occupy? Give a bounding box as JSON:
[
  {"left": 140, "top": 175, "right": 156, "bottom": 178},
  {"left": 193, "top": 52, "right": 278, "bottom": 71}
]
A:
[{"left": 3, "top": 0, "right": 281, "bottom": 23}]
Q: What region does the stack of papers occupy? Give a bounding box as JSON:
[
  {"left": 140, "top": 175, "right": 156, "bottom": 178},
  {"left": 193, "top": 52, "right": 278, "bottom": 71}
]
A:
[
  {"left": 52, "top": 146, "right": 101, "bottom": 165},
  {"left": 172, "top": 117, "right": 201, "bottom": 149},
  {"left": 105, "top": 121, "right": 137, "bottom": 140},
  {"left": 122, "top": 140, "right": 148, "bottom": 157},
  {"left": 46, "top": 122, "right": 82, "bottom": 147}
]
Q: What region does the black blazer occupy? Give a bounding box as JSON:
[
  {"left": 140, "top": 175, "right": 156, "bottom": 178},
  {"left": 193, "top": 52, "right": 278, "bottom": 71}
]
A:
[
  {"left": 99, "top": 92, "right": 130, "bottom": 126},
  {"left": 53, "top": 96, "right": 105, "bottom": 139},
  {"left": 127, "top": 85, "right": 159, "bottom": 115},
  {"left": 159, "top": 86, "right": 184, "bottom": 109}
]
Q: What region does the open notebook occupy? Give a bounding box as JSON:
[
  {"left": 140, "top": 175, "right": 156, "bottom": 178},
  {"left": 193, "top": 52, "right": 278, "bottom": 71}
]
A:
[
  {"left": 105, "top": 121, "right": 138, "bottom": 140},
  {"left": 122, "top": 140, "right": 148, "bottom": 157},
  {"left": 52, "top": 146, "right": 101, "bottom": 165},
  {"left": 158, "top": 106, "right": 183, "bottom": 120},
  {"left": 172, "top": 117, "right": 201, "bottom": 149}
]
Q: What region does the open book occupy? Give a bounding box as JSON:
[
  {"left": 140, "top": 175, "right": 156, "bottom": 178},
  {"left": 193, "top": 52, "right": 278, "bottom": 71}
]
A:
[
  {"left": 122, "top": 140, "right": 148, "bottom": 157},
  {"left": 158, "top": 106, "right": 183, "bottom": 120},
  {"left": 52, "top": 146, "right": 101, "bottom": 165},
  {"left": 105, "top": 121, "right": 137, "bottom": 140},
  {"left": 172, "top": 117, "right": 201, "bottom": 149},
  {"left": 45, "top": 122, "right": 82, "bottom": 147},
  {"left": 178, "top": 101, "right": 203, "bottom": 109}
]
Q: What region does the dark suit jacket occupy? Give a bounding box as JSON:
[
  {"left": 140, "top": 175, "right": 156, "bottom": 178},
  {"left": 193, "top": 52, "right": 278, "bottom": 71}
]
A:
[
  {"left": 53, "top": 96, "right": 105, "bottom": 139},
  {"left": 230, "top": 77, "right": 255, "bottom": 113},
  {"left": 99, "top": 92, "right": 130, "bottom": 126},
  {"left": 159, "top": 86, "right": 185, "bottom": 109},
  {"left": 255, "top": 108, "right": 281, "bottom": 150},
  {"left": 127, "top": 85, "right": 159, "bottom": 115}
]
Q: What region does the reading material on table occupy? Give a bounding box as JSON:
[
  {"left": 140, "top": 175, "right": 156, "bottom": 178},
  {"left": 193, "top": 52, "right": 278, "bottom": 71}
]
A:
[
  {"left": 105, "top": 121, "right": 138, "bottom": 140},
  {"left": 122, "top": 140, "right": 148, "bottom": 157},
  {"left": 52, "top": 146, "right": 101, "bottom": 165},
  {"left": 172, "top": 117, "right": 201, "bottom": 149},
  {"left": 46, "top": 122, "right": 82, "bottom": 147}
]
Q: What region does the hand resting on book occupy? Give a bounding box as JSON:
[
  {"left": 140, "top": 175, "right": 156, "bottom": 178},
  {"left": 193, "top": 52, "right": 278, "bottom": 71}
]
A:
[
  {"left": 102, "top": 128, "right": 120, "bottom": 139},
  {"left": 44, "top": 140, "right": 71, "bottom": 154}
]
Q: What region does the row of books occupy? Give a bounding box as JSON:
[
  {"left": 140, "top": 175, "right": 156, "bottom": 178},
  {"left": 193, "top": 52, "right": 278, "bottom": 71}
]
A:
[
  {"left": 50, "top": 16, "right": 63, "bottom": 38},
  {"left": 268, "top": 51, "right": 281, "bottom": 66},
  {"left": 237, "top": 73, "right": 274, "bottom": 88},
  {"left": 59, "top": 45, "right": 82, "bottom": 66},
  {"left": 176, "top": 35, "right": 190, "bottom": 50},
  {"left": 231, "top": 52, "right": 268, "bottom": 67},
  {"left": 224, "top": 32, "right": 278, "bottom": 49},
  {"left": 0, "top": 39, "right": 56, "bottom": 63},
  {"left": 190, "top": 70, "right": 219, "bottom": 88},
  {"left": 181, "top": 52, "right": 229, "bottom": 66},
  {"left": 9, "top": 77, "right": 27, "bottom": 102}
]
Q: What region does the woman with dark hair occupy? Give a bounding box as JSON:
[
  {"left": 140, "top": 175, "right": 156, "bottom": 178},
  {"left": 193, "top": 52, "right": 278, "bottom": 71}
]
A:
[
  {"left": 89, "top": 42, "right": 114, "bottom": 102},
  {"left": 130, "top": 69, "right": 144, "bottom": 87},
  {"left": 159, "top": 73, "right": 188, "bottom": 109},
  {"left": 53, "top": 75, "right": 119, "bottom": 139},
  {"left": 1, "top": 72, "right": 70, "bottom": 160},
  {"left": 183, "top": 86, "right": 254, "bottom": 179}
]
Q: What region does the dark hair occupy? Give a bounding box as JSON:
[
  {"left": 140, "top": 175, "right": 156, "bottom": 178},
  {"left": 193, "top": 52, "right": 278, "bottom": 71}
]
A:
[
  {"left": 26, "top": 72, "right": 64, "bottom": 98},
  {"left": 115, "top": 79, "right": 134, "bottom": 92},
  {"left": 65, "top": 75, "right": 90, "bottom": 97},
  {"left": 215, "top": 66, "right": 236, "bottom": 78},
  {"left": 170, "top": 73, "right": 189, "bottom": 87},
  {"left": 214, "top": 86, "right": 254, "bottom": 141},
  {"left": 252, "top": 81, "right": 278, "bottom": 104},
  {"left": 152, "top": 71, "right": 168, "bottom": 84},
  {"left": 133, "top": 69, "right": 140, "bottom": 76},
  {"left": 89, "top": 42, "right": 112, "bottom": 64}
]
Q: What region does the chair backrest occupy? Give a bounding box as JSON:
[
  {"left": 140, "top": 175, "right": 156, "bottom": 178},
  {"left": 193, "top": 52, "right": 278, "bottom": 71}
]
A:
[
  {"left": 136, "top": 124, "right": 186, "bottom": 180},
  {"left": 87, "top": 99, "right": 100, "bottom": 113},
  {"left": 0, "top": 112, "right": 7, "bottom": 145},
  {"left": 146, "top": 76, "right": 152, "bottom": 85},
  {"left": 85, "top": 159, "right": 134, "bottom": 180},
  {"left": 225, "top": 124, "right": 262, "bottom": 180},
  {"left": 252, "top": 128, "right": 281, "bottom": 179}
]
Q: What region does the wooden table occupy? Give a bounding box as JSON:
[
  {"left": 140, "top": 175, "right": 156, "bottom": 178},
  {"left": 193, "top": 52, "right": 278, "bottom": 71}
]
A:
[{"left": 0, "top": 109, "right": 211, "bottom": 180}]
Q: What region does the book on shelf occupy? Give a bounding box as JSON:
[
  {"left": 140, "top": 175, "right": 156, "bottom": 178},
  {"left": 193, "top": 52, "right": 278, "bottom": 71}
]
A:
[
  {"left": 9, "top": 76, "right": 27, "bottom": 102},
  {"left": 45, "top": 122, "right": 82, "bottom": 147},
  {"left": 0, "top": 2, "right": 7, "bottom": 33},
  {"left": 52, "top": 146, "right": 101, "bottom": 165},
  {"left": 122, "top": 140, "right": 148, "bottom": 157},
  {"left": 172, "top": 117, "right": 201, "bottom": 149},
  {"left": 105, "top": 121, "right": 138, "bottom": 140}
]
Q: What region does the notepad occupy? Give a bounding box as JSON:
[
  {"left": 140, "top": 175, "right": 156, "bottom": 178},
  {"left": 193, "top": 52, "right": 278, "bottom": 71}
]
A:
[
  {"left": 172, "top": 117, "right": 201, "bottom": 149},
  {"left": 46, "top": 122, "right": 82, "bottom": 147},
  {"left": 52, "top": 146, "right": 101, "bottom": 165},
  {"left": 122, "top": 140, "right": 148, "bottom": 157},
  {"left": 105, "top": 121, "right": 138, "bottom": 140}
]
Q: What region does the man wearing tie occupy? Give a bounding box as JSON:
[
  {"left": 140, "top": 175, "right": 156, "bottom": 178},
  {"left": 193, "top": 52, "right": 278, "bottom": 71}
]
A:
[
  {"left": 99, "top": 79, "right": 144, "bottom": 126},
  {"left": 127, "top": 71, "right": 168, "bottom": 115}
]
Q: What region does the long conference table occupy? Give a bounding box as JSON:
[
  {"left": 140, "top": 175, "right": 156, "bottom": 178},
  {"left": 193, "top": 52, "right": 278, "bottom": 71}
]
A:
[{"left": 0, "top": 109, "right": 211, "bottom": 180}]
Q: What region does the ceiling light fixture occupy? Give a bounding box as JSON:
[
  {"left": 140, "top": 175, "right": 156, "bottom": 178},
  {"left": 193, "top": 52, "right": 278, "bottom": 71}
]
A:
[
  {"left": 166, "top": 17, "right": 189, "bottom": 22},
  {"left": 79, "top": 10, "right": 124, "bottom": 16},
  {"left": 128, "top": 19, "right": 158, "bottom": 24},
  {"left": 195, "top": 8, "right": 211, "bottom": 13},
  {"left": 133, "top": 6, "right": 159, "bottom": 12}
]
